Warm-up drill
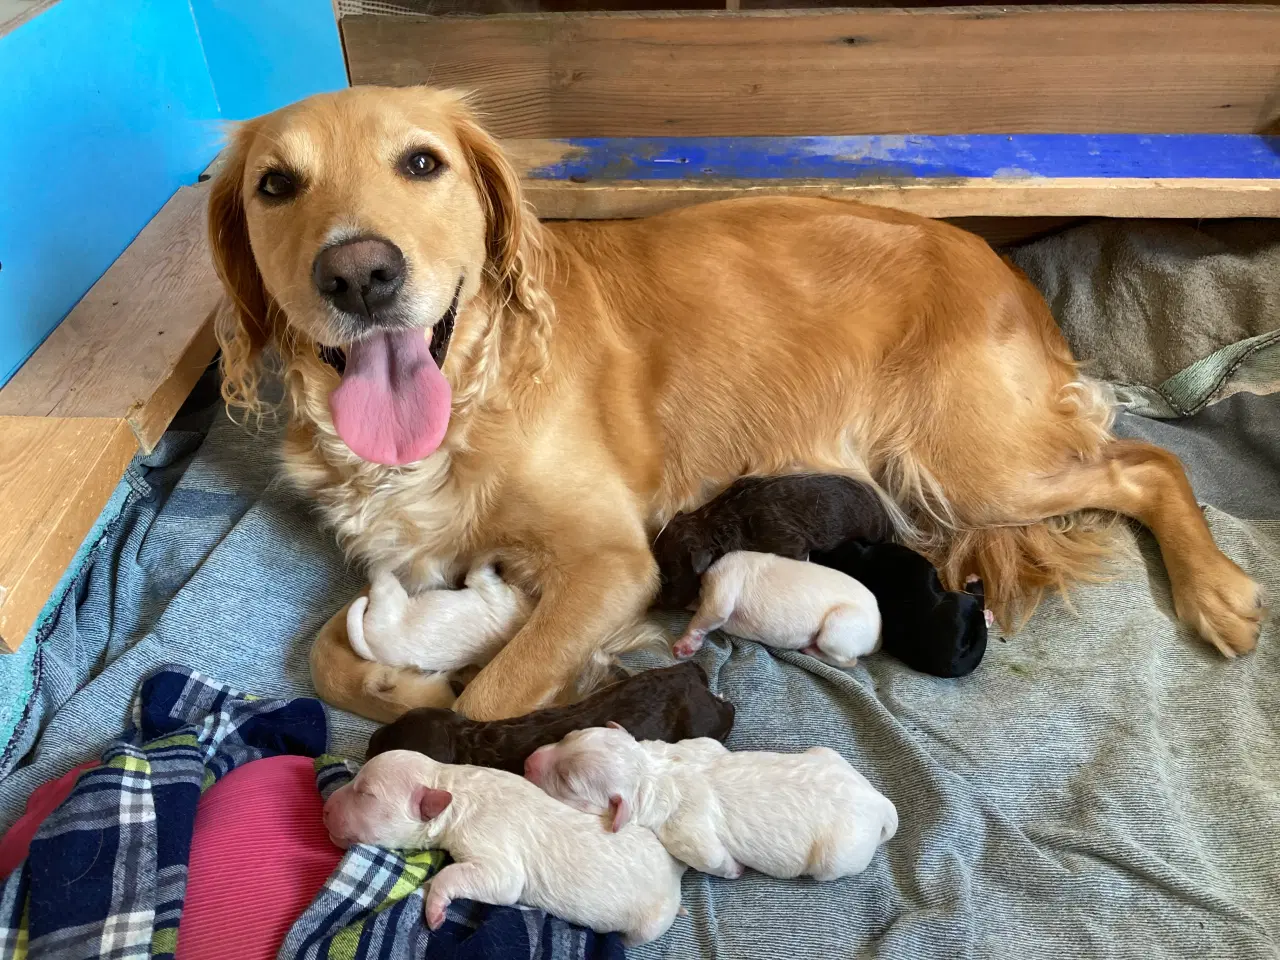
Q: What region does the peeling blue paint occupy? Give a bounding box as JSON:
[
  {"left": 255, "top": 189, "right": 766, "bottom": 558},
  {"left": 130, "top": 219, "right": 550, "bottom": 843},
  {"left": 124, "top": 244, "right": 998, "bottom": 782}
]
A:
[{"left": 527, "top": 135, "right": 1280, "bottom": 183}]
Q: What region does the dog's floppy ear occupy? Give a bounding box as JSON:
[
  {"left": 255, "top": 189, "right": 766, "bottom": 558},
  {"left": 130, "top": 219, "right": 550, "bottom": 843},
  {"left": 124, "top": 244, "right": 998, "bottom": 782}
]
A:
[
  {"left": 414, "top": 786, "right": 454, "bottom": 821},
  {"left": 608, "top": 794, "right": 632, "bottom": 832},
  {"left": 446, "top": 93, "right": 552, "bottom": 355},
  {"left": 207, "top": 121, "right": 277, "bottom": 416}
]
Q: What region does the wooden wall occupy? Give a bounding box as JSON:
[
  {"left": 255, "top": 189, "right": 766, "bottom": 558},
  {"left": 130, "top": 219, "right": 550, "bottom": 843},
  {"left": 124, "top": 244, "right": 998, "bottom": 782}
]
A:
[{"left": 342, "top": 8, "right": 1280, "bottom": 138}]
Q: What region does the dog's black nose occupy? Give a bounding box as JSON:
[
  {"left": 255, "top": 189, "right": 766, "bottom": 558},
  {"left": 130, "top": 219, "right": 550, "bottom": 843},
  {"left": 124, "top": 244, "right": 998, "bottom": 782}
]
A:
[{"left": 312, "top": 237, "right": 405, "bottom": 317}]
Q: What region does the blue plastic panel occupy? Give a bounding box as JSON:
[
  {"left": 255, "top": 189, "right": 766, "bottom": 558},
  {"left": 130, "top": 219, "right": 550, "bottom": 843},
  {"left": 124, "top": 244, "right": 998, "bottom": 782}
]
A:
[
  {"left": 0, "top": 0, "right": 222, "bottom": 386},
  {"left": 0, "top": 0, "right": 349, "bottom": 388},
  {"left": 189, "top": 0, "right": 347, "bottom": 121}
]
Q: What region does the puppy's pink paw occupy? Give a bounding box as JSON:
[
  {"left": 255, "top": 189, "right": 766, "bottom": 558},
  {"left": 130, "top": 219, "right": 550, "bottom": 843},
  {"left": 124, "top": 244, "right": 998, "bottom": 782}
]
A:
[
  {"left": 672, "top": 636, "right": 701, "bottom": 659},
  {"left": 425, "top": 894, "right": 449, "bottom": 931}
]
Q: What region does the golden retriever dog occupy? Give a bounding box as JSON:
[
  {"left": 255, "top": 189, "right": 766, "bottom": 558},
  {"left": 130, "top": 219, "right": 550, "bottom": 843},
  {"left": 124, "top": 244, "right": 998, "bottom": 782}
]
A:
[{"left": 208, "top": 86, "right": 1263, "bottom": 722}]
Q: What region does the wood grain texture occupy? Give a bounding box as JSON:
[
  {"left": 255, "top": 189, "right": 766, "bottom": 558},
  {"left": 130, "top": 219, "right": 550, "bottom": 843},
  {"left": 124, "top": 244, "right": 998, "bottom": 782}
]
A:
[
  {"left": 0, "top": 182, "right": 222, "bottom": 452},
  {"left": 342, "top": 8, "right": 1280, "bottom": 137},
  {"left": 518, "top": 176, "right": 1280, "bottom": 220},
  {"left": 0, "top": 417, "right": 137, "bottom": 651}
]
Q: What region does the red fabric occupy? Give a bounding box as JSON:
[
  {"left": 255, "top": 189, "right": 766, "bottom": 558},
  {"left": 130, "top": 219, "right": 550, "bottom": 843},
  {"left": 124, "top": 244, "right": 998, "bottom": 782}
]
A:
[
  {"left": 0, "top": 754, "right": 342, "bottom": 960},
  {"left": 0, "top": 761, "right": 97, "bottom": 878},
  {"left": 177, "top": 755, "right": 343, "bottom": 959}
]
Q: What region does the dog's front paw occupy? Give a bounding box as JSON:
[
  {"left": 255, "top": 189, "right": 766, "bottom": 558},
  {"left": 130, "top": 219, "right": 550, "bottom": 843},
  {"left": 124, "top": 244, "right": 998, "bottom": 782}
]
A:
[{"left": 1174, "top": 559, "right": 1265, "bottom": 657}]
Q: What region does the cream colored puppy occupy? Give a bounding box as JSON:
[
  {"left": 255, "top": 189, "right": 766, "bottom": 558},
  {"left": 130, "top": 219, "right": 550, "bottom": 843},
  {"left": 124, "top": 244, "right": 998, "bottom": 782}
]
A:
[
  {"left": 347, "top": 566, "right": 531, "bottom": 673},
  {"left": 673, "top": 551, "right": 881, "bottom": 666},
  {"left": 525, "top": 725, "right": 897, "bottom": 881},
  {"left": 324, "top": 750, "right": 685, "bottom": 946}
]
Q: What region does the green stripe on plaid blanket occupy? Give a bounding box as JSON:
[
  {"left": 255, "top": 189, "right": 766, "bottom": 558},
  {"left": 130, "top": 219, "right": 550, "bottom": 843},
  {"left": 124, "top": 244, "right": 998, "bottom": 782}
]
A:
[
  {"left": 0, "top": 666, "right": 328, "bottom": 960},
  {"left": 278, "top": 756, "right": 447, "bottom": 960}
]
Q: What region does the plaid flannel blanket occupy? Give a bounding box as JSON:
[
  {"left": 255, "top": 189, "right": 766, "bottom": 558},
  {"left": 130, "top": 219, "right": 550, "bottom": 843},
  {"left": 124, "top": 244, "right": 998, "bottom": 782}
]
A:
[
  {"left": 0, "top": 666, "right": 327, "bottom": 960},
  {"left": 284, "top": 757, "right": 625, "bottom": 960},
  {"left": 0, "top": 666, "right": 625, "bottom": 960}
]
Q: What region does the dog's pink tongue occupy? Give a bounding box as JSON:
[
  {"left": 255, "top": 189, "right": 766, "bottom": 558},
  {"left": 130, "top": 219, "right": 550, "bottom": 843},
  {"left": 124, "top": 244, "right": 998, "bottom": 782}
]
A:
[{"left": 329, "top": 328, "right": 451, "bottom": 466}]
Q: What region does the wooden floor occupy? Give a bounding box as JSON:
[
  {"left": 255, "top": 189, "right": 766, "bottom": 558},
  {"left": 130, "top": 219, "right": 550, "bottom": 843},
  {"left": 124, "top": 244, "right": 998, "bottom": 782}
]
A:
[{"left": 0, "top": 181, "right": 221, "bottom": 651}]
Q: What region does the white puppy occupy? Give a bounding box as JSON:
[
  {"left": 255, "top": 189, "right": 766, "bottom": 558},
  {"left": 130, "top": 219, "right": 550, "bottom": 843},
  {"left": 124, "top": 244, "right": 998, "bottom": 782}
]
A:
[
  {"left": 525, "top": 725, "right": 897, "bottom": 881},
  {"left": 323, "top": 749, "right": 686, "bottom": 946},
  {"left": 347, "top": 566, "right": 531, "bottom": 672},
  {"left": 673, "top": 550, "right": 880, "bottom": 666}
]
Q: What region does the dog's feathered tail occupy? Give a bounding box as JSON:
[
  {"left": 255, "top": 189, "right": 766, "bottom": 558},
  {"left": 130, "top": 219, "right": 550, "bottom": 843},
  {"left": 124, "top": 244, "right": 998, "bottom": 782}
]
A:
[
  {"left": 570, "top": 619, "right": 673, "bottom": 700},
  {"left": 879, "top": 375, "right": 1126, "bottom": 631}
]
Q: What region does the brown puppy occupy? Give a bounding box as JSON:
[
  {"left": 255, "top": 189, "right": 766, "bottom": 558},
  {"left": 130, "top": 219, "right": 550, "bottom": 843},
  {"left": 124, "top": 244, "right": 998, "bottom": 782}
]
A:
[
  {"left": 653, "top": 474, "right": 895, "bottom": 610},
  {"left": 366, "top": 662, "right": 735, "bottom": 774},
  {"left": 209, "top": 86, "right": 1262, "bottom": 720}
]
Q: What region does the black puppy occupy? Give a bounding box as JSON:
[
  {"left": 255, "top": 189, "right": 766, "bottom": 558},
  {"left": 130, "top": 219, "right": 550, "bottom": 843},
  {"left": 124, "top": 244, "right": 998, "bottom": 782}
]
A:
[
  {"left": 811, "top": 540, "right": 987, "bottom": 678},
  {"left": 366, "top": 662, "right": 735, "bottom": 774},
  {"left": 653, "top": 475, "right": 893, "bottom": 609}
]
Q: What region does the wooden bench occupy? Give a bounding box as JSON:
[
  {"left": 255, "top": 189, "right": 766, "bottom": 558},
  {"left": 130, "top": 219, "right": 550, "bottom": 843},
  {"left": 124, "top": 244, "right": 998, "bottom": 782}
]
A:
[{"left": 0, "top": 183, "right": 221, "bottom": 650}]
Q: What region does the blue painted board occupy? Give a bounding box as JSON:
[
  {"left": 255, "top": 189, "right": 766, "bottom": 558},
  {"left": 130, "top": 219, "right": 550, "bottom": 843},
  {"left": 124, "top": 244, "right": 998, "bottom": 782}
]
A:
[
  {"left": 0, "top": 0, "right": 222, "bottom": 387},
  {"left": 190, "top": 0, "right": 347, "bottom": 121},
  {"left": 526, "top": 135, "right": 1280, "bottom": 182}
]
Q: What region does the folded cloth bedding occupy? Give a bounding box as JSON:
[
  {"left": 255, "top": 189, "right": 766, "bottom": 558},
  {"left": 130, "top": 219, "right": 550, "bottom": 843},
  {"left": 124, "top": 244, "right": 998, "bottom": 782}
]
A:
[
  {"left": 0, "top": 666, "right": 328, "bottom": 960},
  {"left": 0, "top": 666, "right": 626, "bottom": 960},
  {"left": 283, "top": 756, "right": 625, "bottom": 960}
]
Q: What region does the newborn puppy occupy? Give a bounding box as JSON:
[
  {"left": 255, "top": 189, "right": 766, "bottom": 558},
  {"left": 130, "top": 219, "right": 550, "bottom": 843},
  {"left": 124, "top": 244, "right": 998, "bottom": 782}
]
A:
[
  {"left": 367, "top": 662, "right": 735, "bottom": 773},
  {"left": 673, "top": 551, "right": 880, "bottom": 667},
  {"left": 653, "top": 474, "right": 894, "bottom": 609},
  {"left": 325, "top": 750, "right": 685, "bottom": 945},
  {"left": 347, "top": 566, "right": 531, "bottom": 673},
  {"left": 811, "top": 540, "right": 987, "bottom": 678},
  {"left": 526, "top": 726, "right": 897, "bottom": 881}
]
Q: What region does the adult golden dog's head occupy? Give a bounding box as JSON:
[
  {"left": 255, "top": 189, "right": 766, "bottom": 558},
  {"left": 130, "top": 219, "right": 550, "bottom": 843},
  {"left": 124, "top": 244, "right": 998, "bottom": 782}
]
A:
[{"left": 208, "top": 85, "right": 548, "bottom": 465}]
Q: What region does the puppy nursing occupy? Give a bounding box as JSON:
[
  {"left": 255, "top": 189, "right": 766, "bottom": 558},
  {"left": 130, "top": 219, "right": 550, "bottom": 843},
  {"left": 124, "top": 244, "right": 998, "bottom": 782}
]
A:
[
  {"left": 347, "top": 566, "right": 530, "bottom": 674},
  {"left": 324, "top": 750, "right": 685, "bottom": 945},
  {"left": 525, "top": 725, "right": 897, "bottom": 881},
  {"left": 674, "top": 551, "right": 881, "bottom": 667}
]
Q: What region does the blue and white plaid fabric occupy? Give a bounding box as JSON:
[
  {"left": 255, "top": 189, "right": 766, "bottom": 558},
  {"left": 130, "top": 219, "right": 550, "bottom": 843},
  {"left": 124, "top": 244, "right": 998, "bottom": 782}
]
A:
[
  {"left": 0, "top": 666, "right": 623, "bottom": 960},
  {"left": 280, "top": 756, "right": 625, "bottom": 960},
  {"left": 0, "top": 665, "right": 326, "bottom": 960}
]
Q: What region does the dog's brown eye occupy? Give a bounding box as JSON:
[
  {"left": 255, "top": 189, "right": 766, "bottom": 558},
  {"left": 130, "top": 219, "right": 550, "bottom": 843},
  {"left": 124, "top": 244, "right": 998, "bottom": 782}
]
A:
[
  {"left": 402, "top": 151, "right": 441, "bottom": 179},
  {"left": 257, "top": 170, "right": 296, "bottom": 199}
]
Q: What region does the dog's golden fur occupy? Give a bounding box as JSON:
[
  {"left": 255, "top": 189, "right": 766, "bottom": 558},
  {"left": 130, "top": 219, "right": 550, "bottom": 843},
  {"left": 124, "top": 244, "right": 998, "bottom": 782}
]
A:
[{"left": 209, "top": 86, "right": 1264, "bottom": 721}]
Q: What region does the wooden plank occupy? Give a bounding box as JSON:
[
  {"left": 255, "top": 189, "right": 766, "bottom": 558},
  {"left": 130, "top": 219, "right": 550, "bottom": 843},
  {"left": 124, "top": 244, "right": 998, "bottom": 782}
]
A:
[
  {"left": 519, "top": 134, "right": 1280, "bottom": 181},
  {"left": 0, "top": 183, "right": 222, "bottom": 453},
  {"left": 0, "top": 0, "right": 58, "bottom": 39},
  {"left": 520, "top": 176, "right": 1280, "bottom": 220},
  {"left": 0, "top": 417, "right": 138, "bottom": 652},
  {"left": 341, "top": 8, "right": 1280, "bottom": 138},
  {"left": 505, "top": 135, "right": 1280, "bottom": 220}
]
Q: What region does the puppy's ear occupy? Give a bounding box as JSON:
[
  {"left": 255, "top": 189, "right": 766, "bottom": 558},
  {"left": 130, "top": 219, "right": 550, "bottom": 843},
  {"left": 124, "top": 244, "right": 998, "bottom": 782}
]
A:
[
  {"left": 605, "top": 720, "right": 627, "bottom": 733},
  {"left": 691, "top": 550, "right": 714, "bottom": 576},
  {"left": 207, "top": 121, "right": 278, "bottom": 416},
  {"left": 414, "top": 786, "right": 453, "bottom": 820},
  {"left": 608, "top": 794, "right": 632, "bottom": 832}
]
